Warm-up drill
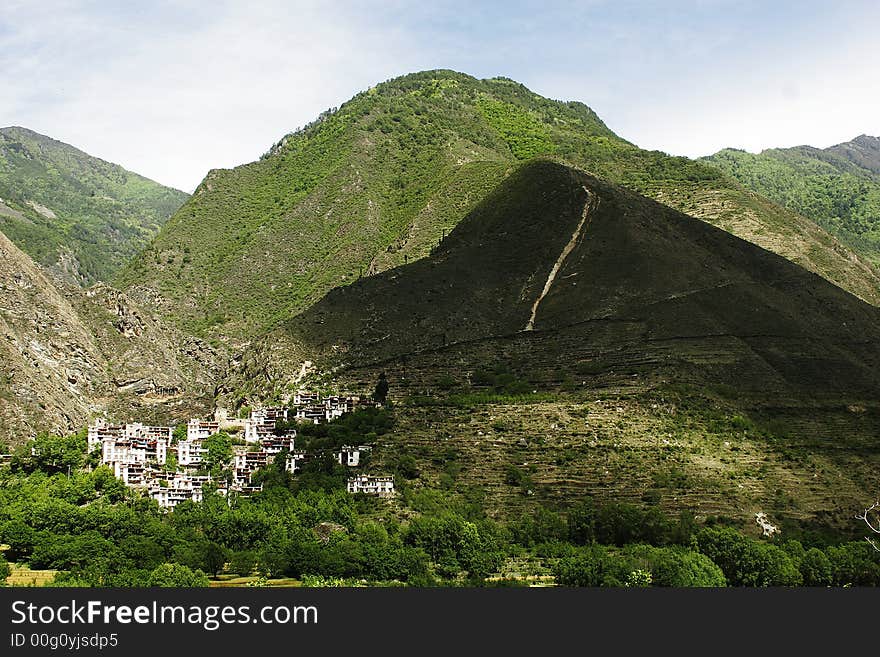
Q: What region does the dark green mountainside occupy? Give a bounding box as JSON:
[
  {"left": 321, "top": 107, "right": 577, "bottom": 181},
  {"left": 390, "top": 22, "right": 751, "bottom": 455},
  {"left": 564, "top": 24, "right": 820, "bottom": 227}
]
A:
[
  {"left": 261, "top": 160, "right": 880, "bottom": 397},
  {"left": 0, "top": 127, "right": 188, "bottom": 284},
  {"left": 703, "top": 135, "right": 880, "bottom": 265},
  {"left": 221, "top": 160, "right": 880, "bottom": 527},
  {"left": 120, "top": 70, "right": 880, "bottom": 340}
]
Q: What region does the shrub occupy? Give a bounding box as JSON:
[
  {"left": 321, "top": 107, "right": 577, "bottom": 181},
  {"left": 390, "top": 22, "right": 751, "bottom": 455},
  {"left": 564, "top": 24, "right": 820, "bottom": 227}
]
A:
[
  {"left": 148, "top": 563, "right": 210, "bottom": 587},
  {"left": 553, "top": 545, "right": 630, "bottom": 587},
  {"left": 694, "top": 527, "right": 802, "bottom": 586}
]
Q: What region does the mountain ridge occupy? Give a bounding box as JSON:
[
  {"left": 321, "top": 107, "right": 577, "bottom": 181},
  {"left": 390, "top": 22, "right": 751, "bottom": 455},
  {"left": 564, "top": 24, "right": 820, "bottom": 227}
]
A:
[
  {"left": 120, "top": 70, "right": 880, "bottom": 341},
  {"left": 251, "top": 159, "right": 880, "bottom": 396},
  {"left": 703, "top": 134, "right": 880, "bottom": 265},
  {"left": 0, "top": 126, "right": 188, "bottom": 285}
]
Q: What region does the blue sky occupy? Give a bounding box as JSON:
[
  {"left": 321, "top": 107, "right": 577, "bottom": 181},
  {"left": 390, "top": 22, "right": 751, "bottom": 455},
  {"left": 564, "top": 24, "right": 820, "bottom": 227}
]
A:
[{"left": 1, "top": 0, "right": 878, "bottom": 191}]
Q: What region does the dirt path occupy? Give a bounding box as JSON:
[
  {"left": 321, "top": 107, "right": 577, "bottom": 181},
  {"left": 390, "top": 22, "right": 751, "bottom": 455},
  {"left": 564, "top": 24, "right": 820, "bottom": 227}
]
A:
[{"left": 524, "top": 186, "right": 598, "bottom": 331}]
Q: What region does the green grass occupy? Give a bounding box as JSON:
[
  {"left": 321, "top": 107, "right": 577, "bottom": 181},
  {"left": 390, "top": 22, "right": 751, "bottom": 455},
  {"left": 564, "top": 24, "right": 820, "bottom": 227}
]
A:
[{"left": 703, "top": 145, "right": 880, "bottom": 265}]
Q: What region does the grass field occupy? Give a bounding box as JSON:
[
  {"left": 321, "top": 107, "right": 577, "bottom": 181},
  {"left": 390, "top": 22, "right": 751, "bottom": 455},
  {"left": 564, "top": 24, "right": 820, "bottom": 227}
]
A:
[
  {"left": 209, "top": 575, "right": 302, "bottom": 588},
  {"left": 5, "top": 564, "right": 58, "bottom": 587}
]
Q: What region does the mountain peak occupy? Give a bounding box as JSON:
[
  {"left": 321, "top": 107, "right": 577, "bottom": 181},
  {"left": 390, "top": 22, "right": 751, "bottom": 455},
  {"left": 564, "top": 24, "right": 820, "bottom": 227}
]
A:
[{"left": 825, "top": 133, "right": 880, "bottom": 174}]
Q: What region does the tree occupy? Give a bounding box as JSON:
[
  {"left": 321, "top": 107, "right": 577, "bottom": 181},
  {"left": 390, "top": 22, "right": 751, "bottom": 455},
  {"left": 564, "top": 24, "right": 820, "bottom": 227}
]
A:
[
  {"left": 799, "top": 548, "right": 833, "bottom": 587},
  {"left": 172, "top": 424, "right": 187, "bottom": 444},
  {"left": 594, "top": 502, "right": 645, "bottom": 546},
  {"left": 202, "top": 542, "right": 230, "bottom": 577},
  {"left": 12, "top": 431, "right": 86, "bottom": 475},
  {"left": 567, "top": 498, "right": 597, "bottom": 545},
  {"left": 552, "top": 545, "right": 629, "bottom": 587},
  {"left": 856, "top": 502, "right": 880, "bottom": 552},
  {"left": 624, "top": 545, "right": 726, "bottom": 587},
  {"left": 825, "top": 542, "right": 880, "bottom": 586},
  {"left": 373, "top": 372, "right": 389, "bottom": 404},
  {"left": 202, "top": 432, "right": 233, "bottom": 476},
  {"left": 148, "top": 563, "right": 210, "bottom": 587},
  {"left": 230, "top": 550, "right": 257, "bottom": 576},
  {"left": 694, "top": 527, "right": 801, "bottom": 586},
  {"left": 0, "top": 553, "right": 10, "bottom": 586}
]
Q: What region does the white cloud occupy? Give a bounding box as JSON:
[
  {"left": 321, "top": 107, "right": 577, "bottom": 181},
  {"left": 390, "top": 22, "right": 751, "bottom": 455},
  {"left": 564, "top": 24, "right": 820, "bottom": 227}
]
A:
[
  {"left": 0, "top": 1, "right": 423, "bottom": 191},
  {"left": 1, "top": 1, "right": 878, "bottom": 191}
]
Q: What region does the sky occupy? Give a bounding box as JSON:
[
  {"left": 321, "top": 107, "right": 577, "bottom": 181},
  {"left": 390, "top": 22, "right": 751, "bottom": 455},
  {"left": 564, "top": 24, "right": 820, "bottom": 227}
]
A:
[{"left": 1, "top": 0, "right": 878, "bottom": 192}]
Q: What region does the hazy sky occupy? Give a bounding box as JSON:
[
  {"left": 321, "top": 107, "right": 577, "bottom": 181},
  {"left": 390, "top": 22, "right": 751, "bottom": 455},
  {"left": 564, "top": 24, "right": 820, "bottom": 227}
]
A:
[{"left": 2, "top": 0, "right": 878, "bottom": 192}]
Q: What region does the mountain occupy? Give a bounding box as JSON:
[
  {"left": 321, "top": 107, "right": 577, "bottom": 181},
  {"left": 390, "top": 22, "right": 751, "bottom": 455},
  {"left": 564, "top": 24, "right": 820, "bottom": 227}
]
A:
[
  {"left": 222, "top": 159, "right": 880, "bottom": 527},
  {"left": 703, "top": 136, "right": 880, "bottom": 265},
  {"left": 0, "top": 127, "right": 188, "bottom": 285},
  {"left": 0, "top": 228, "right": 220, "bottom": 444},
  {"left": 827, "top": 134, "right": 880, "bottom": 174},
  {"left": 120, "top": 70, "right": 880, "bottom": 341},
  {"left": 248, "top": 160, "right": 880, "bottom": 396}
]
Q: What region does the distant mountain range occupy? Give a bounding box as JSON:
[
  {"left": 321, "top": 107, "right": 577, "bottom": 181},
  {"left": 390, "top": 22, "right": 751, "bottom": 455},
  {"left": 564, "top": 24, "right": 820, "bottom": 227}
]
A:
[
  {"left": 0, "top": 126, "right": 188, "bottom": 285},
  {"left": 703, "top": 135, "right": 880, "bottom": 266}
]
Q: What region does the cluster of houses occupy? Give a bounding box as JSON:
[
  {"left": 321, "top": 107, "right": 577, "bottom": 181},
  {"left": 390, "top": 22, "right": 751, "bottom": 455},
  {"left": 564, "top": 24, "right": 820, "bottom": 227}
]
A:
[{"left": 85, "top": 392, "right": 394, "bottom": 509}]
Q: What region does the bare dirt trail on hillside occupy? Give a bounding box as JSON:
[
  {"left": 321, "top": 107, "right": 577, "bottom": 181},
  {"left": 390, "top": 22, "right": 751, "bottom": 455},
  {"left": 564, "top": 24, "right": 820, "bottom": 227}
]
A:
[{"left": 524, "top": 185, "right": 598, "bottom": 331}]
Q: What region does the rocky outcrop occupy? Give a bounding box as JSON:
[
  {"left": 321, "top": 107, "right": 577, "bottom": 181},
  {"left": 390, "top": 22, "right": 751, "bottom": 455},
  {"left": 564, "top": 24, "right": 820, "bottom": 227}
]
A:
[{"left": 0, "top": 230, "right": 222, "bottom": 445}]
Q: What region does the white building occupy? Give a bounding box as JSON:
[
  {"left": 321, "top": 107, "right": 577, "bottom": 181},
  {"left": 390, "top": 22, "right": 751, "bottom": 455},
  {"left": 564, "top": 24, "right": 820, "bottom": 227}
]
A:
[
  {"left": 88, "top": 419, "right": 123, "bottom": 452},
  {"left": 125, "top": 423, "right": 172, "bottom": 442},
  {"left": 335, "top": 445, "right": 372, "bottom": 467},
  {"left": 347, "top": 475, "right": 394, "bottom": 497},
  {"left": 148, "top": 472, "right": 212, "bottom": 508},
  {"left": 295, "top": 405, "right": 326, "bottom": 424},
  {"left": 177, "top": 439, "right": 206, "bottom": 466},
  {"left": 187, "top": 418, "right": 220, "bottom": 441},
  {"left": 293, "top": 391, "right": 320, "bottom": 406},
  {"left": 286, "top": 450, "right": 307, "bottom": 474},
  {"left": 113, "top": 461, "right": 146, "bottom": 486}
]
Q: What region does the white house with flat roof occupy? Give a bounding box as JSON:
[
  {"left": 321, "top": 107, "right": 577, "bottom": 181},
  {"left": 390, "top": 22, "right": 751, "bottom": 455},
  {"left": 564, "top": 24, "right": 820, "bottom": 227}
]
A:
[
  {"left": 347, "top": 475, "right": 394, "bottom": 497},
  {"left": 187, "top": 418, "right": 220, "bottom": 441}
]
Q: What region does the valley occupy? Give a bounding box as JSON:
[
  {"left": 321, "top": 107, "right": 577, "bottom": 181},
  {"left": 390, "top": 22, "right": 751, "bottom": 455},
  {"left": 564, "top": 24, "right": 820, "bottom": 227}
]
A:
[{"left": 1, "top": 70, "right": 879, "bottom": 589}]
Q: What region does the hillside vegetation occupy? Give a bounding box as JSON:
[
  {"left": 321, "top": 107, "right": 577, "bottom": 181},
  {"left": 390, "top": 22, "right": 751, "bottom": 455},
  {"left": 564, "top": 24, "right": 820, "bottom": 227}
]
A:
[
  {"left": 221, "top": 161, "right": 880, "bottom": 532},
  {"left": 704, "top": 135, "right": 880, "bottom": 265},
  {"left": 3, "top": 426, "right": 879, "bottom": 588},
  {"left": 120, "top": 70, "right": 880, "bottom": 340},
  {"left": 0, "top": 127, "right": 187, "bottom": 284}
]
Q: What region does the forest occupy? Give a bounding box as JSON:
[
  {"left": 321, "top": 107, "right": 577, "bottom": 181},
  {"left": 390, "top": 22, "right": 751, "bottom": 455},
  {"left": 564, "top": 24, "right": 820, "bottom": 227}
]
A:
[{"left": 2, "top": 407, "right": 878, "bottom": 588}]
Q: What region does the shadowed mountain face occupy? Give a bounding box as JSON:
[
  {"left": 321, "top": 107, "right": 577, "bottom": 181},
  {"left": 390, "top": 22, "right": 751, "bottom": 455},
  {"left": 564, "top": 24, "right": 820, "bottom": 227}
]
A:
[
  {"left": 121, "top": 70, "right": 880, "bottom": 341},
  {"left": 268, "top": 160, "right": 880, "bottom": 399}
]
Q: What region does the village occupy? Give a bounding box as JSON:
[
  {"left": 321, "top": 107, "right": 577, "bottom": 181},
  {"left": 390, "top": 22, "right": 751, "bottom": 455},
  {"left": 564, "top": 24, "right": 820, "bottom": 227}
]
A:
[{"left": 85, "top": 391, "right": 394, "bottom": 509}]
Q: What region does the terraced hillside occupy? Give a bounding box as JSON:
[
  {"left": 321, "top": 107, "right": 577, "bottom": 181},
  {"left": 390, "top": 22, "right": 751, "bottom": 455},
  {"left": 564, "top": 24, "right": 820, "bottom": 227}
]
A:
[
  {"left": 704, "top": 135, "right": 880, "bottom": 266},
  {"left": 223, "top": 159, "right": 880, "bottom": 531},
  {"left": 121, "top": 70, "right": 880, "bottom": 341},
  {"left": 0, "top": 127, "right": 188, "bottom": 284}
]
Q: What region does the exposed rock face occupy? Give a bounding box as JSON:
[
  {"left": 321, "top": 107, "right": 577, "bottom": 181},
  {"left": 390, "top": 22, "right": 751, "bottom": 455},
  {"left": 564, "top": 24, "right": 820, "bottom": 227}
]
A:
[
  {"left": 0, "top": 230, "right": 222, "bottom": 445},
  {"left": 826, "top": 134, "right": 880, "bottom": 174},
  {"left": 0, "top": 230, "right": 104, "bottom": 439}
]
